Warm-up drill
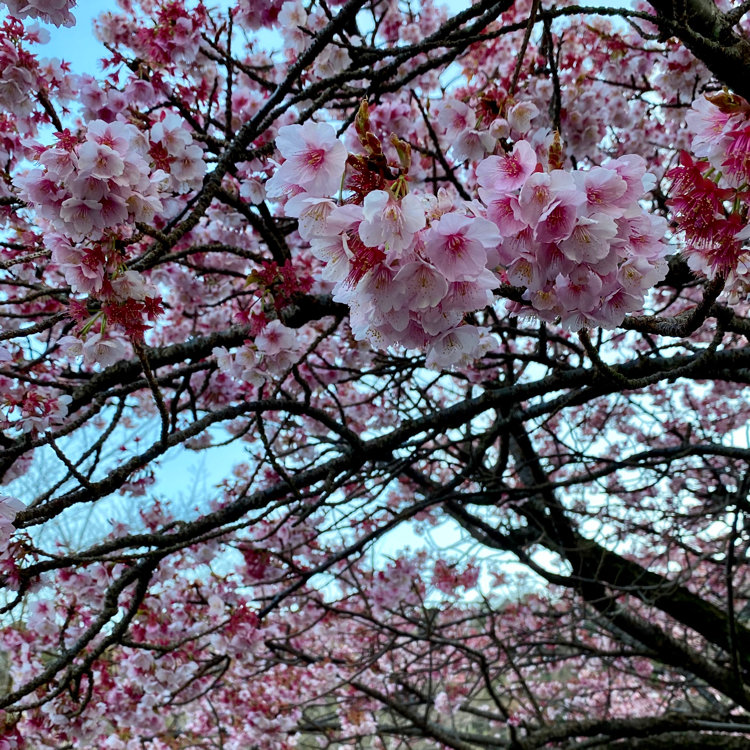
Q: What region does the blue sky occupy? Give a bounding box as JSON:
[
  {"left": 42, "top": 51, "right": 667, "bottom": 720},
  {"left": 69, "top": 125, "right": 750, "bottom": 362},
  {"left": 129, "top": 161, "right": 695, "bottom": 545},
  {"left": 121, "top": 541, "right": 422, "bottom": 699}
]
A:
[{"left": 43, "top": 3, "right": 111, "bottom": 74}]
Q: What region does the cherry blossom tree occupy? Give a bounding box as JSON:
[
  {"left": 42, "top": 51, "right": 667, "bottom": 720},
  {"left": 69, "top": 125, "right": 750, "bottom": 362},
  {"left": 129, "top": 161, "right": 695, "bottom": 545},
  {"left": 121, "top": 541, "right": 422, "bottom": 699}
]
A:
[{"left": 3, "top": 0, "right": 750, "bottom": 747}]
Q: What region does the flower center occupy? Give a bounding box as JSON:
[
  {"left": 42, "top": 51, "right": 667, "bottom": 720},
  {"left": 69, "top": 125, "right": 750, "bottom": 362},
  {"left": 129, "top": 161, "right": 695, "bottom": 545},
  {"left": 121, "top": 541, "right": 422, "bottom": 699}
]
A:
[
  {"left": 306, "top": 149, "right": 326, "bottom": 168},
  {"left": 447, "top": 234, "right": 465, "bottom": 255}
]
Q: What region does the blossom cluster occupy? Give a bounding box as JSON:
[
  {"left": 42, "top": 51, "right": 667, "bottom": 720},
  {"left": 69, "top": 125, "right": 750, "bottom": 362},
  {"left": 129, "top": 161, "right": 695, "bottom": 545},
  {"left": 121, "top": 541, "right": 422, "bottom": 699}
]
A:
[
  {"left": 669, "top": 92, "right": 750, "bottom": 300},
  {"left": 493, "top": 146, "right": 669, "bottom": 329},
  {"left": 232, "top": 0, "right": 284, "bottom": 32},
  {"left": 0, "top": 19, "right": 40, "bottom": 119},
  {"left": 12, "top": 114, "right": 204, "bottom": 354},
  {"left": 16, "top": 112, "right": 204, "bottom": 250},
  {"left": 270, "top": 116, "right": 668, "bottom": 368},
  {"left": 17, "top": 120, "right": 166, "bottom": 243},
  {"left": 0, "top": 0, "right": 76, "bottom": 27},
  {"left": 0, "top": 15, "right": 78, "bottom": 137},
  {"left": 149, "top": 111, "right": 207, "bottom": 193},
  {"left": 0, "top": 345, "right": 72, "bottom": 433},
  {"left": 433, "top": 96, "right": 537, "bottom": 163},
  {"left": 213, "top": 319, "right": 308, "bottom": 389},
  {"left": 0, "top": 385, "right": 71, "bottom": 434},
  {"left": 91, "top": 1, "right": 206, "bottom": 67}
]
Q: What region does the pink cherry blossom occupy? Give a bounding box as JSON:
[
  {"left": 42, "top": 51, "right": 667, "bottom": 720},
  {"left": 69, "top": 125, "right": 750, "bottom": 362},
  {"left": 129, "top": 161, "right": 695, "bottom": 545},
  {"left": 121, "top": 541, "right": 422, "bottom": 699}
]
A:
[
  {"left": 278, "top": 0, "right": 309, "bottom": 53},
  {"left": 476, "top": 140, "right": 538, "bottom": 192},
  {"left": 423, "top": 213, "right": 500, "bottom": 282},
  {"left": 480, "top": 190, "right": 527, "bottom": 235},
  {"left": 150, "top": 112, "right": 193, "bottom": 158},
  {"left": 534, "top": 196, "right": 581, "bottom": 243},
  {"left": 285, "top": 194, "right": 336, "bottom": 240},
  {"left": 425, "top": 324, "right": 481, "bottom": 368},
  {"left": 0, "top": 494, "right": 24, "bottom": 558},
  {"left": 518, "top": 170, "right": 579, "bottom": 227},
  {"left": 169, "top": 142, "right": 206, "bottom": 189},
  {"left": 1, "top": 0, "right": 77, "bottom": 26},
  {"left": 574, "top": 167, "right": 628, "bottom": 215},
  {"left": 76, "top": 141, "right": 125, "bottom": 180},
  {"left": 452, "top": 128, "right": 496, "bottom": 161},
  {"left": 267, "top": 121, "right": 347, "bottom": 197},
  {"left": 58, "top": 197, "right": 105, "bottom": 240},
  {"left": 606, "top": 153, "right": 655, "bottom": 204},
  {"left": 559, "top": 213, "right": 618, "bottom": 263},
  {"left": 684, "top": 93, "right": 744, "bottom": 162},
  {"left": 507, "top": 101, "right": 539, "bottom": 135},
  {"left": 81, "top": 333, "right": 129, "bottom": 367},
  {"left": 255, "top": 319, "right": 298, "bottom": 356},
  {"left": 554, "top": 267, "right": 604, "bottom": 327},
  {"left": 394, "top": 260, "right": 449, "bottom": 309},
  {"left": 436, "top": 99, "right": 476, "bottom": 139},
  {"left": 358, "top": 190, "right": 425, "bottom": 254},
  {"left": 357, "top": 262, "right": 408, "bottom": 312}
]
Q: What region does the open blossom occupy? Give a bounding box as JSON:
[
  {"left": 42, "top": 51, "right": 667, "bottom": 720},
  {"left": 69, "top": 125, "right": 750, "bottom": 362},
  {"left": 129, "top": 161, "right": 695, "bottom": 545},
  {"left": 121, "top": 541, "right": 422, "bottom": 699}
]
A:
[
  {"left": 393, "top": 260, "right": 449, "bottom": 309},
  {"left": 685, "top": 92, "right": 747, "bottom": 164},
  {"left": 267, "top": 122, "right": 347, "bottom": 198},
  {"left": 58, "top": 197, "right": 105, "bottom": 239},
  {"left": 0, "top": 44, "right": 37, "bottom": 117},
  {"left": 517, "top": 170, "right": 580, "bottom": 227},
  {"left": 169, "top": 143, "right": 206, "bottom": 189},
  {"left": 476, "top": 140, "right": 537, "bottom": 192},
  {"left": 0, "top": 495, "right": 24, "bottom": 525},
  {"left": 309, "top": 203, "right": 363, "bottom": 284},
  {"left": 534, "top": 195, "right": 582, "bottom": 244},
  {"left": 150, "top": 113, "right": 206, "bottom": 192},
  {"left": 313, "top": 44, "right": 351, "bottom": 78},
  {"left": 213, "top": 345, "right": 266, "bottom": 387},
  {"left": 285, "top": 193, "right": 337, "bottom": 240},
  {"left": 507, "top": 101, "right": 539, "bottom": 136},
  {"left": 574, "top": 167, "right": 628, "bottom": 215},
  {"left": 255, "top": 320, "right": 305, "bottom": 374},
  {"left": 63, "top": 333, "right": 129, "bottom": 367},
  {"left": 452, "top": 128, "right": 495, "bottom": 162},
  {"left": 278, "top": 0, "right": 308, "bottom": 53},
  {"left": 559, "top": 213, "right": 618, "bottom": 263},
  {"left": 480, "top": 191, "right": 526, "bottom": 236},
  {"left": 110, "top": 270, "right": 152, "bottom": 301},
  {"left": 255, "top": 320, "right": 297, "bottom": 357},
  {"left": 436, "top": 99, "right": 476, "bottom": 140},
  {"left": 1, "top": 3, "right": 745, "bottom": 748},
  {"left": 151, "top": 112, "right": 193, "bottom": 158},
  {"left": 355, "top": 263, "right": 407, "bottom": 313},
  {"left": 555, "top": 267, "right": 604, "bottom": 321},
  {"left": 49, "top": 235, "right": 107, "bottom": 294},
  {"left": 76, "top": 140, "right": 125, "bottom": 180},
  {"left": 607, "top": 153, "right": 655, "bottom": 204},
  {"left": 425, "top": 324, "right": 483, "bottom": 369},
  {"left": 423, "top": 213, "right": 500, "bottom": 282},
  {"left": 358, "top": 191, "right": 425, "bottom": 254}
]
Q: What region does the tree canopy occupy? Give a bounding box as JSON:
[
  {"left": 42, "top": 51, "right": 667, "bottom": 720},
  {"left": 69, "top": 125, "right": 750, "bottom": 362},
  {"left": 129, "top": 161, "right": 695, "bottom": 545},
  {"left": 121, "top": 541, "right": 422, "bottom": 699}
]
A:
[{"left": 2, "top": 0, "right": 750, "bottom": 747}]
